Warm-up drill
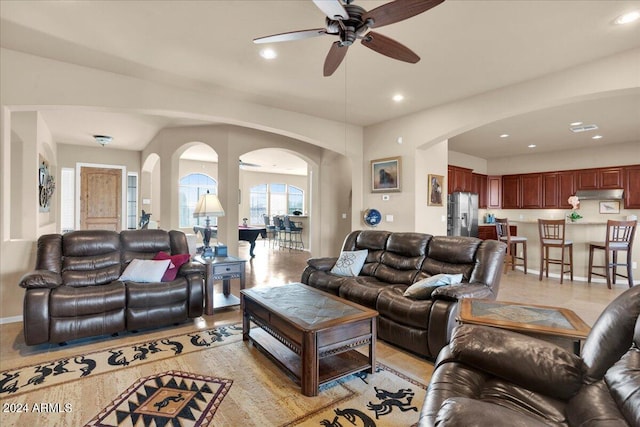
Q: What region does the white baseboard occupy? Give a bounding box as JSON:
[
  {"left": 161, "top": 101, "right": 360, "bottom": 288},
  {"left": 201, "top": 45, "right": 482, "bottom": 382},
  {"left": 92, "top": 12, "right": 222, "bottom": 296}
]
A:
[
  {"left": 512, "top": 267, "right": 639, "bottom": 285},
  {"left": 0, "top": 315, "right": 23, "bottom": 325}
]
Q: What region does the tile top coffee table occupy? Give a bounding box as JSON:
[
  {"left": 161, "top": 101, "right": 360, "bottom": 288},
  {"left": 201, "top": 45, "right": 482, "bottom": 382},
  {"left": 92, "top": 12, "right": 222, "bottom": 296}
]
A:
[
  {"left": 241, "top": 283, "right": 378, "bottom": 396},
  {"left": 458, "top": 299, "right": 591, "bottom": 354}
]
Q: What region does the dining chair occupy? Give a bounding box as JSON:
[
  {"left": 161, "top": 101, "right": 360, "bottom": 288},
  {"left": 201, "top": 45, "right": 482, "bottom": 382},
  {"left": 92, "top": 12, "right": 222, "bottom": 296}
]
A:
[
  {"left": 538, "top": 219, "right": 573, "bottom": 284},
  {"left": 495, "top": 218, "right": 527, "bottom": 274},
  {"left": 588, "top": 219, "right": 637, "bottom": 288}
]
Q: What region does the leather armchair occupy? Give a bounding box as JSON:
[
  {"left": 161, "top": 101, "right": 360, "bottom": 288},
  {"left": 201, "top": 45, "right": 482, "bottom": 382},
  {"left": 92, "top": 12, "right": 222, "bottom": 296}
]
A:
[
  {"left": 419, "top": 285, "right": 640, "bottom": 426},
  {"left": 19, "top": 229, "right": 204, "bottom": 345}
]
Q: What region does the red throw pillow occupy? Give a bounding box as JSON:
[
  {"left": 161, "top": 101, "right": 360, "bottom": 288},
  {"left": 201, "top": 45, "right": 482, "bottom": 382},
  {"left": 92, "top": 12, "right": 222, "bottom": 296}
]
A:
[{"left": 153, "top": 252, "right": 191, "bottom": 282}]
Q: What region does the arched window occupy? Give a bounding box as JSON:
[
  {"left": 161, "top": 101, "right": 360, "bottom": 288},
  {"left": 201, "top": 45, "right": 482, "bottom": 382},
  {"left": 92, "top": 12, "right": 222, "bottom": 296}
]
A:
[
  {"left": 179, "top": 173, "right": 218, "bottom": 228},
  {"left": 249, "top": 183, "right": 304, "bottom": 225}
]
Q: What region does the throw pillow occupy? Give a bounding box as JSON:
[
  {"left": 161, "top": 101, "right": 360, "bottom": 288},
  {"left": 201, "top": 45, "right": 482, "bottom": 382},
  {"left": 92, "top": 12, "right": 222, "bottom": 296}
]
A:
[
  {"left": 119, "top": 259, "right": 171, "bottom": 283},
  {"left": 154, "top": 252, "right": 191, "bottom": 281},
  {"left": 404, "top": 273, "right": 463, "bottom": 300},
  {"left": 330, "top": 249, "right": 368, "bottom": 277}
]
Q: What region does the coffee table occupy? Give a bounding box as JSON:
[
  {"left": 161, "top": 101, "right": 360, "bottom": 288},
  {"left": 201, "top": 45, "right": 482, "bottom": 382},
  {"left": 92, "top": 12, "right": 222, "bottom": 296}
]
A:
[
  {"left": 458, "top": 299, "right": 591, "bottom": 354},
  {"left": 241, "top": 283, "right": 378, "bottom": 397}
]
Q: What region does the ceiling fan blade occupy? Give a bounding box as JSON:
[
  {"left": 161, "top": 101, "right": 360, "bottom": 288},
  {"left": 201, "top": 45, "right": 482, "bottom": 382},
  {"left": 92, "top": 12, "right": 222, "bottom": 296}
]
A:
[
  {"left": 312, "top": 0, "right": 349, "bottom": 20},
  {"left": 253, "top": 28, "right": 328, "bottom": 44},
  {"left": 361, "top": 31, "right": 420, "bottom": 63},
  {"left": 363, "top": 0, "right": 445, "bottom": 28},
  {"left": 323, "top": 41, "right": 349, "bottom": 76},
  {"left": 239, "top": 159, "right": 261, "bottom": 168}
]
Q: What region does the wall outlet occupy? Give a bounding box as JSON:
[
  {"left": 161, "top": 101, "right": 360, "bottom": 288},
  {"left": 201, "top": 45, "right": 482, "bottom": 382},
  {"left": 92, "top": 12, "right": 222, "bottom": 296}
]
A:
[
  {"left": 633, "top": 261, "right": 638, "bottom": 270},
  {"left": 341, "top": 213, "right": 347, "bottom": 219},
  {"left": 386, "top": 215, "right": 394, "bottom": 222}
]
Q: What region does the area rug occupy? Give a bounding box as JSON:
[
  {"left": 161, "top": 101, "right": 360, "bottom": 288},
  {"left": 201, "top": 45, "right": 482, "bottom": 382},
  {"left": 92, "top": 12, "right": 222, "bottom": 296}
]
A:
[
  {"left": 1, "top": 324, "right": 428, "bottom": 426},
  {"left": 85, "top": 370, "right": 232, "bottom": 427},
  {"left": 0, "top": 324, "right": 244, "bottom": 397}
]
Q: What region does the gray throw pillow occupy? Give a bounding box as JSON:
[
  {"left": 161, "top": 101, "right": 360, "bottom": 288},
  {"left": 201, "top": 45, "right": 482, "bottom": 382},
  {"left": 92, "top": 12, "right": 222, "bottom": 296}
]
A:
[
  {"left": 403, "top": 273, "right": 463, "bottom": 300},
  {"left": 330, "top": 249, "right": 368, "bottom": 277}
]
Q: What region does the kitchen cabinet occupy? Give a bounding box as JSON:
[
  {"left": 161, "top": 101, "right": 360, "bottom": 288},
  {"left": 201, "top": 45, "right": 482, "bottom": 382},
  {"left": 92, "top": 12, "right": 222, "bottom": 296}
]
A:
[
  {"left": 521, "top": 173, "right": 543, "bottom": 208},
  {"left": 624, "top": 165, "right": 640, "bottom": 209},
  {"left": 542, "top": 173, "right": 558, "bottom": 208},
  {"left": 599, "top": 167, "right": 623, "bottom": 189},
  {"left": 576, "top": 169, "right": 599, "bottom": 190},
  {"left": 472, "top": 173, "right": 487, "bottom": 208},
  {"left": 543, "top": 171, "right": 575, "bottom": 208},
  {"left": 448, "top": 165, "right": 473, "bottom": 193},
  {"left": 502, "top": 175, "right": 521, "bottom": 209},
  {"left": 487, "top": 176, "right": 502, "bottom": 209}
]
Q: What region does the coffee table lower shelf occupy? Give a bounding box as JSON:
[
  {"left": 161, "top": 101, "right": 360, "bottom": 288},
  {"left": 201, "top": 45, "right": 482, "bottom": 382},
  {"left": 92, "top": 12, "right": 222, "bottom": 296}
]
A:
[{"left": 248, "top": 328, "right": 371, "bottom": 391}]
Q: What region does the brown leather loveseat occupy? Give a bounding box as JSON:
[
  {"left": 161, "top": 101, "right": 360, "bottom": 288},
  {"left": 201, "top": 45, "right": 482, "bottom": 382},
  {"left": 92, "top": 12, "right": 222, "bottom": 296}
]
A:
[
  {"left": 301, "top": 230, "right": 506, "bottom": 359},
  {"left": 419, "top": 285, "right": 640, "bottom": 426},
  {"left": 19, "top": 229, "right": 204, "bottom": 345}
]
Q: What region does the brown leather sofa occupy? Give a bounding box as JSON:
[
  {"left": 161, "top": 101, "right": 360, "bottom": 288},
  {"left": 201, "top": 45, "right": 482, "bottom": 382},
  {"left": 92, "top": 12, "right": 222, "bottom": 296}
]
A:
[
  {"left": 19, "top": 229, "right": 204, "bottom": 345},
  {"left": 419, "top": 285, "right": 640, "bottom": 426},
  {"left": 301, "top": 230, "right": 506, "bottom": 359}
]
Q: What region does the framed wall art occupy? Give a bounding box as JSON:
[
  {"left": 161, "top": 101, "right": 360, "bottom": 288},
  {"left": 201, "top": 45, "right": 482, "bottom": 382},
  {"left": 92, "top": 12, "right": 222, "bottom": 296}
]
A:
[
  {"left": 599, "top": 201, "right": 620, "bottom": 214},
  {"left": 428, "top": 174, "right": 444, "bottom": 206},
  {"left": 371, "top": 156, "right": 401, "bottom": 192}
]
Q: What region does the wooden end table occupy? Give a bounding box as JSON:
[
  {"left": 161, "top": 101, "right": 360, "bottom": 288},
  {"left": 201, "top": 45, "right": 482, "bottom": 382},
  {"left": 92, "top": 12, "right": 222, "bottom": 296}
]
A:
[
  {"left": 194, "top": 255, "right": 246, "bottom": 315},
  {"left": 458, "top": 299, "right": 591, "bottom": 355},
  {"left": 241, "top": 283, "right": 378, "bottom": 397}
]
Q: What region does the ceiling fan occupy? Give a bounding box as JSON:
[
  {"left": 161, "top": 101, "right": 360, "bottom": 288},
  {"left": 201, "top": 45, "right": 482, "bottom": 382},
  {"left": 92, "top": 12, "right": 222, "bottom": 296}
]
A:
[
  {"left": 254, "top": 0, "right": 445, "bottom": 76},
  {"left": 239, "top": 158, "right": 261, "bottom": 168}
]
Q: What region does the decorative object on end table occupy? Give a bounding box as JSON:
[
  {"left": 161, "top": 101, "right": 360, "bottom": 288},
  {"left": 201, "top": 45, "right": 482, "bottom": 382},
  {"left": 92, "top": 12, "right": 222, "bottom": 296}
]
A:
[
  {"left": 193, "top": 191, "right": 225, "bottom": 258},
  {"left": 567, "top": 195, "right": 583, "bottom": 222},
  {"left": 371, "top": 156, "right": 401, "bottom": 192},
  {"left": 428, "top": 174, "right": 444, "bottom": 206}
]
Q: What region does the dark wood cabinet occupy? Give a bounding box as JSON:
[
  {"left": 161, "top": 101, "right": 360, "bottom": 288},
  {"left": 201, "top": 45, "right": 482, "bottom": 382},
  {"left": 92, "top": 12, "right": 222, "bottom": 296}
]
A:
[
  {"left": 502, "top": 175, "right": 521, "bottom": 209},
  {"left": 487, "top": 175, "right": 502, "bottom": 209},
  {"left": 448, "top": 165, "right": 473, "bottom": 193},
  {"left": 558, "top": 171, "right": 576, "bottom": 209},
  {"left": 543, "top": 171, "right": 575, "bottom": 208},
  {"left": 599, "top": 167, "right": 623, "bottom": 189},
  {"left": 478, "top": 224, "right": 517, "bottom": 240},
  {"left": 521, "top": 173, "right": 543, "bottom": 208},
  {"left": 576, "top": 169, "right": 599, "bottom": 190},
  {"left": 542, "top": 173, "right": 559, "bottom": 208},
  {"left": 624, "top": 165, "right": 640, "bottom": 209},
  {"left": 472, "top": 173, "right": 487, "bottom": 208}
]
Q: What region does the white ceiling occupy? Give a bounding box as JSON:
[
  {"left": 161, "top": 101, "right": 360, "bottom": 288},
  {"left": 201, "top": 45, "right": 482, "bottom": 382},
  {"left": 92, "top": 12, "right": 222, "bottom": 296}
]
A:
[{"left": 1, "top": 0, "right": 639, "bottom": 165}]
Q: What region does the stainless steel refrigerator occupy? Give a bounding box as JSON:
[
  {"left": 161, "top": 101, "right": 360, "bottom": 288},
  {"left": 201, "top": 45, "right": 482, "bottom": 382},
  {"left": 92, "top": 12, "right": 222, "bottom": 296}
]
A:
[{"left": 447, "top": 192, "right": 479, "bottom": 237}]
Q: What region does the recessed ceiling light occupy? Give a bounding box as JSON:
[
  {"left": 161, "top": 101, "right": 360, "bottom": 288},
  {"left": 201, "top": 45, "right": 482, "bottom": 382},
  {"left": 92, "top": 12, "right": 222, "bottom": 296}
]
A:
[
  {"left": 614, "top": 11, "right": 640, "bottom": 25},
  {"left": 592, "top": 135, "right": 603, "bottom": 140},
  {"left": 392, "top": 94, "right": 404, "bottom": 102},
  {"left": 500, "top": 134, "right": 509, "bottom": 138},
  {"left": 528, "top": 144, "right": 536, "bottom": 148},
  {"left": 569, "top": 121, "right": 583, "bottom": 126},
  {"left": 260, "top": 48, "right": 277, "bottom": 59}
]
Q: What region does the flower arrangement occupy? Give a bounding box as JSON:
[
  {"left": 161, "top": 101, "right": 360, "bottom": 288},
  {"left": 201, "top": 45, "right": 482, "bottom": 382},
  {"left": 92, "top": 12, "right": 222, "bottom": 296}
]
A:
[{"left": 567, "top": 196, "right": 582, "bottom": 222}]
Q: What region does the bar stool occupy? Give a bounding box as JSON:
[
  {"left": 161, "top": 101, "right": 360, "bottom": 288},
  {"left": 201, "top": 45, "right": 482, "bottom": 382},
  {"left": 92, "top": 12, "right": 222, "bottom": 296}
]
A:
[
  {"left": 538, "top": 219, "right": 573, "bottom": 284},
  {"left": 495, "top": 218, "right": 527, "bottom": 274},
  {"left": 588, "top": 220, "right": 637, "bottom": 288},
  {"left": 283, "top": 215, "right": 304, "bottom": 250}
]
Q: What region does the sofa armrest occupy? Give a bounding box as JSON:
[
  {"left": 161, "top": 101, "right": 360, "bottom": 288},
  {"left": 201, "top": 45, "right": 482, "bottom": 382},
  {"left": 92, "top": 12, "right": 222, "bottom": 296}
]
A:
[
  {"left": 426, "top": 397, "right": 551, "bottom": 427},
  {"left": 178, "top": 261, "right": 205, "bottom": 277},
  {"left": 306, "top": 257, "right": 338, "bottom": 272},
  {"left": 19, "top": 270, "right": 62, "bottom": 289},
  {"left": 450, "top": 324, "right": 584, "bottom": 400},
  {"left": 431, "top": 282, "right": 494, "bottom": 301}
]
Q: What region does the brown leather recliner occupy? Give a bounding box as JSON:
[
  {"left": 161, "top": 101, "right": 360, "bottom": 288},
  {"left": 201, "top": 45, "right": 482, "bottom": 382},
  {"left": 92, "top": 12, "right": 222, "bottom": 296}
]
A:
[
  {"left": 301, "top": 230, "right": 506, "bottom": 359},
  {"left": 418, "top": 285, "right": 640, "bottom": 426},
  {"left": 19, "top": 229, "right": 204, "bottom": 345}
]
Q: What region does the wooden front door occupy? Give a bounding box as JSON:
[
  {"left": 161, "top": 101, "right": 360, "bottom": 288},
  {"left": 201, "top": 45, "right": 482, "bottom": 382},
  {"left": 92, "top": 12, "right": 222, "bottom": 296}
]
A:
[{"left": 80, "top": 167, "right": 122, "bottom": 231}]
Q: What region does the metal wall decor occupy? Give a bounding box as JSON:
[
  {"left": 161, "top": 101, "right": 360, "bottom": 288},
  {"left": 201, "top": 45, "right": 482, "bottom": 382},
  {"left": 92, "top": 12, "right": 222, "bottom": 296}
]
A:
[{"left": 39, "top": 161, "right": 55, "bottom": 212}]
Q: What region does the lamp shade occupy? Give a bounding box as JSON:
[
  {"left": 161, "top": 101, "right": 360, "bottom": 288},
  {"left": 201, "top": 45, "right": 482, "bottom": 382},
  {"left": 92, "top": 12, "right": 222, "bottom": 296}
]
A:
[{"left": 193, "top": 192, "right": 225, "bottom": 218}]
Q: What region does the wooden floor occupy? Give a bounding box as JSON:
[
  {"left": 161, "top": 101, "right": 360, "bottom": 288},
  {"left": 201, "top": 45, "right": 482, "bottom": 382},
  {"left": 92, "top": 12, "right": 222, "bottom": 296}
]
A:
[{"left": 0, "top": 241, "right": 629, "bottom": 411}]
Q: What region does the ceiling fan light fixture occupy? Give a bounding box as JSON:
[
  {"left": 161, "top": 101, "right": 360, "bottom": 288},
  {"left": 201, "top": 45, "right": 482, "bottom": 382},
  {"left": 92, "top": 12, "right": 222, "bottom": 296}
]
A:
[
  {"left": 260, "top": 48, "right": 277, "bottom": 59},
  {"left": 93, "top": 135, "right": 113, "bottom": 147}
]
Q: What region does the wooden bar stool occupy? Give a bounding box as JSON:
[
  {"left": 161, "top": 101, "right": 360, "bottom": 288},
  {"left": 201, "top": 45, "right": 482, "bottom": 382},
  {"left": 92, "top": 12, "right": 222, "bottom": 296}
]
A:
[
  {"left": 538, "top": 219, "right": 573, "bottom": 284},
  {"left": 588, "top": 220, "right": 637, "bottom": 288},
  {"left": 495, "top": 218, "right": 527, "bottom": 274}
]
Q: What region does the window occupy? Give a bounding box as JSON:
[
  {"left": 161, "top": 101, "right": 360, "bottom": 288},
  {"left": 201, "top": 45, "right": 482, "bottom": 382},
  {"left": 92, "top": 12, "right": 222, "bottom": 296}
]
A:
[
  {"left": 127, "top": 173, "right": 138, "bottom": 229},
  {"left": 179, "top": 173, "right": 218, "bottom": 228},
  {"left": 249, "top": 183, "right": 304, "bottom": 225}
]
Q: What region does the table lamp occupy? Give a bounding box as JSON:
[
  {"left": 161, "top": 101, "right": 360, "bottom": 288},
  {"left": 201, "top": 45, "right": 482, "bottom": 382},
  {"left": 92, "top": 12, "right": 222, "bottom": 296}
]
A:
[{"left": 193, "top": 191, "right": 225, "bottom": 258}]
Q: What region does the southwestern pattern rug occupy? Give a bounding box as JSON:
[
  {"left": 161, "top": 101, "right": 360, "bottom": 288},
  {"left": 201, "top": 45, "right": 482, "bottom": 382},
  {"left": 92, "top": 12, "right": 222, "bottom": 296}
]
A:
[{"left": 0, "top": 324, "right": 428, "bottom": 426}]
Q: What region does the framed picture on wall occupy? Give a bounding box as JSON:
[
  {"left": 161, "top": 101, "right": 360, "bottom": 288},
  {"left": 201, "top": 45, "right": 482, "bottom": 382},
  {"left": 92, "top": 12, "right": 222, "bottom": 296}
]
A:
[
  {"left": 599, "top": 201, "right": 620, "bottom": 214},
  {"left": 371, "top": 156, "right": 401, "bottom": 192},
  {"left": 428, "top": 174, "right": 444, "bottom": 206}
]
